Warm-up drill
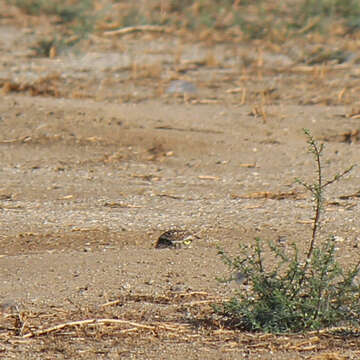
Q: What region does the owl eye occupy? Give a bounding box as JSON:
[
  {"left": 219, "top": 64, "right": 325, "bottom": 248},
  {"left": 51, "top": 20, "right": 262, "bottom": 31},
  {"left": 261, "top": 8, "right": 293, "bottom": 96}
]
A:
[{"left": 183, "top": 239, "right": 192, "bottom": 246}]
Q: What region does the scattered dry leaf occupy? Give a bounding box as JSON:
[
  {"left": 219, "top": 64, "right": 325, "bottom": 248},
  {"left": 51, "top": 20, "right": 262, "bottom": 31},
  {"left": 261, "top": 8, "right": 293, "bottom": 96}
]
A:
[
  {"left": 198, "top": 175, "right": 220, "bottom": 180},
  {"left": 232, "top": 190, "right": 304, "bottom": 200},
  {"left": 104, "top": 202, "right": 141, "bottom": 208}
]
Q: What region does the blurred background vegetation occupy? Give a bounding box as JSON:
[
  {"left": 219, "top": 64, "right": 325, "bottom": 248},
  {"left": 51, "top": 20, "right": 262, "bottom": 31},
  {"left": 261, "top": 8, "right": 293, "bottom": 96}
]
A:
[{"left": 8, "top": 0, "right": 360, "bottom": 41}]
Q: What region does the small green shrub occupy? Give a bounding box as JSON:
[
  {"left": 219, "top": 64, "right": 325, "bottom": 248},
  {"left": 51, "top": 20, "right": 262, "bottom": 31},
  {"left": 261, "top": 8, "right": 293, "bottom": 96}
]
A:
[
  {"left": 215, "top": 129, "right": 359, "bottom": 333},
  {"left": 10, "top": 0, "right": 97, "bottom": 50},
  {"left": 9, "top": 0, "right": 94, "bottom": 20},
  {"left": 9, "top": 0, "right": 48, "bottom": 15},
  {"left": 301, "top": 0, "right": 360, "bottom": 19}
]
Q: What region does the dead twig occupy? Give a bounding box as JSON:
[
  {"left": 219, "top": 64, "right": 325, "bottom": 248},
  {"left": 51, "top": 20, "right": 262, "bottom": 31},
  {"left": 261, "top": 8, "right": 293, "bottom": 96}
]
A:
[
  {"left": 232, "top": 190, "right": 304, "bottom": 200},
  {"left": 101, "top": 299, "right": 122, "bottom": 308},
  {"left": 104, "top": 25, "right": 171, "bottom": 37},
  {"left": 23, "top": 318, "right": 155, "bottom": 338},
  {"left": 0, "top": 136, "right": 31, "bottom": 144},
  {"left": 103, "top": 202, "right": 142, "bottom": 208},
  {"left": 156, "top": 193, "right": 183, "bottom": 200},
  {"left": 181, "top": 299, "right": 226, "bottom": 307}
]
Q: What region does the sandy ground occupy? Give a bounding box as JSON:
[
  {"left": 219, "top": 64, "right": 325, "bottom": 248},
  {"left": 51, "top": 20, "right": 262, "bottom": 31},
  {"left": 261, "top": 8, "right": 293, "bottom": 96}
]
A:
[{"left": 1, "top": 3, "right": 360, "bottom": 359}]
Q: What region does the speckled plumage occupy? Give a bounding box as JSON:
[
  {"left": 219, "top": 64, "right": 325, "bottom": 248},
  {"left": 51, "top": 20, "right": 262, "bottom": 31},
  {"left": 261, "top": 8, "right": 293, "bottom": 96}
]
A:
[{"left": 155, "top": 230, "right": 194, "bottom": 249}]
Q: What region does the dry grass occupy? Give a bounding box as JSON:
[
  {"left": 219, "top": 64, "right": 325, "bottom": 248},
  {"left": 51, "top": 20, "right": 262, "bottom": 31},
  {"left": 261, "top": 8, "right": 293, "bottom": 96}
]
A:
[{"left": 1, "top": 291, "right": 360, "bottom": 358}]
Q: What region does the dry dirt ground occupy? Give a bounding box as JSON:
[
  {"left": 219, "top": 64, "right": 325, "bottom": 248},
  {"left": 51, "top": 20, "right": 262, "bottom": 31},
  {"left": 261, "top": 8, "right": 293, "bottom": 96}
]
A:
[{"left": 1, "top": 4, "right": 360, "bottom": 359}]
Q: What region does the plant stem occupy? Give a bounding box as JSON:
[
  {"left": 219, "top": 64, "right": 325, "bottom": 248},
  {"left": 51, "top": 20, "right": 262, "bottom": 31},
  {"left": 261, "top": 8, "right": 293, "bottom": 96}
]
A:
[{"left": 305, "top": 143, "right": 322, "bottom": 270}]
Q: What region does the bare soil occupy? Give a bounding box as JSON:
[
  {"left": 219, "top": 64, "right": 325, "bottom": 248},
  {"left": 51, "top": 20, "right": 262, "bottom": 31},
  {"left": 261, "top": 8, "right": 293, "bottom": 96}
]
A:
[{"left": 1, "top": 3, "right": 360, "bottom": 359}]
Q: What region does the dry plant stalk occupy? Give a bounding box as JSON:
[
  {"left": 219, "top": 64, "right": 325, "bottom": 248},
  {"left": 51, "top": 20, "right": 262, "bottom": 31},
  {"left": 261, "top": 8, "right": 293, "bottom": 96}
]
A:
[
  {"left": 104, "top": 25, "right": 171, "bottom": 37},
  {"left": 297, "top": 129, "right": 354, "bottom": 280},
  {"left": 23, "top": 318, "right": 156, "bottom": 338}
]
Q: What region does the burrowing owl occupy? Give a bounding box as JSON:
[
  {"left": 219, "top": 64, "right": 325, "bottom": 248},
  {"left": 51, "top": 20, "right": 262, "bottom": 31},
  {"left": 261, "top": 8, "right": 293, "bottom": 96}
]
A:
[{"left": 155, "top": 230, "right": 194, "bottom": 249}]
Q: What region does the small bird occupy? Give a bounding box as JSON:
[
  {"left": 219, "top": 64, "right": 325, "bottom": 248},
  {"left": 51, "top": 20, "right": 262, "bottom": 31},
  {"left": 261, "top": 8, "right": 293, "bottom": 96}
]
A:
[{"left": 155, "top": 230, "right": 194, "bottom": 249}]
